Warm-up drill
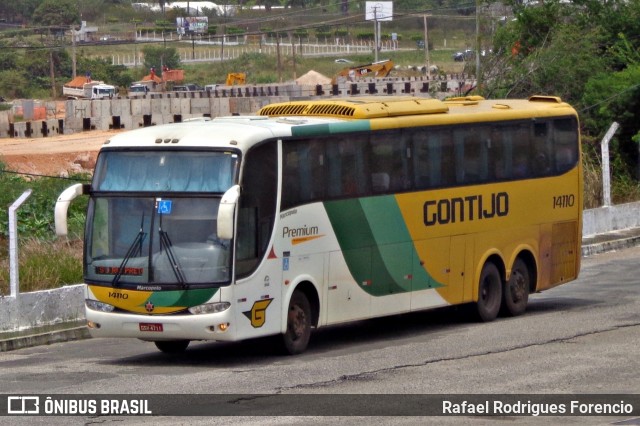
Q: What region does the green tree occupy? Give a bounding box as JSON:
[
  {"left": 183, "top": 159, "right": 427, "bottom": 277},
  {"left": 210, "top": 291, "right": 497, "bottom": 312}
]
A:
[
  {"left": 76, "top": 57, "right": 134, "bottom": 88},
  {"left": 0, "top": 0, "right": 41, "bottom": 24},
  {"left": 32, "top": 0, "right": 80, "bottom": 27},
  {"left": 581, "top": 66, "right": 640, "bottom": 178},
  {"left": 487, "top": 25, "right": 607, "bottom": 105},
  {"left": 0, "top": 52, "right": 18, "bottom": 71},
  {"left": 142, "top": 45, "right": 180, "bottom": 72},
  {"left": 19, "top": 49, "right": 70, "bottom": 81},
  {"left": 0, "top": 70, "right": 29, "bottom": 98},
  {"left": 254, "top": 0, "right": 282, "bottom": 12}
]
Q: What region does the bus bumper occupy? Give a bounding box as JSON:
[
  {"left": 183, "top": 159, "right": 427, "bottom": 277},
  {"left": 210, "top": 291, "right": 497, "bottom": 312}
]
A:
[{"left": 85, "top": 307, "right": 236, "bottom": 342}]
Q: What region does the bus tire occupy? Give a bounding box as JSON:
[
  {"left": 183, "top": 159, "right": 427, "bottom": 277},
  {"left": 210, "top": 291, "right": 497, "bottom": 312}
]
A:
[
  {"left": 282, "top": 291, "right": 312, "bottom": 355},
  {"left": 475, "top": 262, "right": 502, "bottom": 322},
  {"left": 501, "top": 258, "right": 530, "bottom": 317},
  {"left": 154, "top": 340, "right": 190, "bottom": 353}
]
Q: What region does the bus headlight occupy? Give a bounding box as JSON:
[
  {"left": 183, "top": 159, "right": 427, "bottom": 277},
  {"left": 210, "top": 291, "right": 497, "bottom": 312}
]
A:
[
  {"left": 85, "top": 299, "right": 115, "bottom": 312},
  {"left": 188, "top": 302, "right": 230, "bottom": 315}
]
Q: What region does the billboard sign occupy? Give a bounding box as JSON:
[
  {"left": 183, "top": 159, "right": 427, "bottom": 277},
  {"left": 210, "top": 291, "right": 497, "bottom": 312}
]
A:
[
  {"left": 365, "top": 2, "right": 393, "bottom": 21},
  {"left": 176, "top": 16, "right": 208, "bottom": 35}
]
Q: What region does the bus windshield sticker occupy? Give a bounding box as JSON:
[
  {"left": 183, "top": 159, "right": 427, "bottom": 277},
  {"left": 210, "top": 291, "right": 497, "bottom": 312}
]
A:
[{"left": 157, "top": 200, "right": 173, "bottom": 215}]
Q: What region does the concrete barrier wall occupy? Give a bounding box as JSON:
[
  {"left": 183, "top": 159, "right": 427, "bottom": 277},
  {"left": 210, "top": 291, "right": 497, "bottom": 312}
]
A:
[
  {"left": 0, "top": 285, "right": 85, "bottom": 333},
  {"left": 0, "top": 77, "right": 477, "bottom": 138},
  {"left": 582, "top": 201, "right": 640, "bottom": 236}
]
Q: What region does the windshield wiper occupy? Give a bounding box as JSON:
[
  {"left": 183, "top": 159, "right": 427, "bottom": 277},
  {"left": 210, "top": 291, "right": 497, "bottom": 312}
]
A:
[
  {"left": 112, "top": 214, "right": 146, "bottom": 287},
  {"left": 158, "top": 215, "right": 187, "bottom": 288}
]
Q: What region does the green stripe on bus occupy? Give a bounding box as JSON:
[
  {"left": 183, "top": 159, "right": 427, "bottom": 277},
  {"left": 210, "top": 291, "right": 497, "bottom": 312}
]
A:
[
  {"left": 144, "top": 288, "right": 218, "bottom": 308},
  {"left": 324, "top": 197, "right": 442, "bottom": 297},
  {"left": 291, "top": 121, "right": 370, "bottom": 137}
]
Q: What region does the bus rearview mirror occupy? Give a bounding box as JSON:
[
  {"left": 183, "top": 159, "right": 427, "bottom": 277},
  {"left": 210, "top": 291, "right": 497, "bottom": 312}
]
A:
[
  {"left": 217, "top": 185, "right": 240, "bottom": 240},
  {"left": 55, "top": 183, "right": 87, "bottom": 236}
]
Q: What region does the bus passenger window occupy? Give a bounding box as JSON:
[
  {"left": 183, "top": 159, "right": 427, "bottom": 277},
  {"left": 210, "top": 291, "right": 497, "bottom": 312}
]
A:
[
  {"left": 370, "top": 130, "right": 408, "bottom": 193},
  {"left": 411, "top": 131, "right": 434, "bottom": 189},
  {"left": 556, "top": 147, "right": 575, "bottom": 172},
  {"left": 236, "top": 142, "right": 277, "bottom": 277},
  {"left": 371, "top": 172, "right": 390, "bottom": 192},
  {"left": 513, "top": 152, "right": 530, "bottom": 178},
  {"left": 327, "top": 136, "right": 369, "bottom": 198},
  {"left": 532, "top": 122, "right": 552, "bottom": 176},
  {"left": 282, "top": 150, "right": 301, "bottom": 209},
  {"left": 554, "top": 118, "right": 578, "bottom": 173}
]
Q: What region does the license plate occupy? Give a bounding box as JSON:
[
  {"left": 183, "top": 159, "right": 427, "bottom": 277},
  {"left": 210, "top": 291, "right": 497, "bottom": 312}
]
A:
[{"left": 139, "top": 323, "right": 163, "bottom": 332}]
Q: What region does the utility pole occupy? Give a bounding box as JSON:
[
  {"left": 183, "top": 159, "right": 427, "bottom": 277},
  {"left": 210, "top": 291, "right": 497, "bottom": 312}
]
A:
[
  {"left": 49, "top": 27, "right": 57, "bottom": 98},
  {"left": 71, "top": 25, "right": 77, "bottom": 78},
  {"left": 373, "top": 5, "right": 379, "bottom": 62},
  {"left": 291, "top": 34, "right": 296, "bottom": 80},
  {"left": 475, "top": 0, "right": 481, "bottom": 92},
  {"left": 423, "top": 15, "right": 429, "bottom": 75},
  {"left": 276, "top": 32, "right": 282, "bottom": 83},
  {"left": 133, "top": 21, "right": 138, "bottom": 68}
]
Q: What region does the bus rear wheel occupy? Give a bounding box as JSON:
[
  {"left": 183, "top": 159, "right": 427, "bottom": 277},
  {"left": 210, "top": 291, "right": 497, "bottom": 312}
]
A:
[
  {"left": 154, "top": 340, "right": 190, "bottom": 353},
  {"left": 282, "top": 291, "right": 312, "bottom": 355},
  {"left": 475, "top": 262, "right": 503, "bottom": 322},
  {"left": 501, "top": 258, "right": 530, "bottom": 317}
]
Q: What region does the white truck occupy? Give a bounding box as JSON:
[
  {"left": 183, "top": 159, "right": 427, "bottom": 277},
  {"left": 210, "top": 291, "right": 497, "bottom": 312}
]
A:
[
  {"left": 128, "top": 80, "right": 160, "bottom": 95},
  {"left": 63, "top": 80, "right": 117, "bottom": 100}
]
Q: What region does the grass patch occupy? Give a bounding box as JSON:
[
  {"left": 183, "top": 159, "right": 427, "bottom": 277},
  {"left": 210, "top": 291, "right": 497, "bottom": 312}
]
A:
[
  {"left": 0, "top": 237, "right": 83, "bottom": 295},
  {"left": 0, "top": 160, "right": 88, "bottom": 294}
]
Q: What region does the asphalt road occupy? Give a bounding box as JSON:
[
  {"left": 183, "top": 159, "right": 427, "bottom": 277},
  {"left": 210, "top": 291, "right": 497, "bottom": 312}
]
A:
[{"left": 1, "top": 246, "right": 639, "bottom": 425}]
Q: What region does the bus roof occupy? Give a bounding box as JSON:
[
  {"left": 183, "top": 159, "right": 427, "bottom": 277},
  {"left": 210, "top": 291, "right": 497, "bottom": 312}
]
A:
[
  {"left": 257, "top": 95, "right": 574, "bottom": 119},
  {"left": 100, "top": 96, "right": 576, "bottom": 152}
]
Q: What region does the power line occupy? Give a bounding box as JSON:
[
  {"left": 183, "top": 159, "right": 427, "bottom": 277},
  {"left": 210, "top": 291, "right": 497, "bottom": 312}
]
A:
[{"left": 0, "top": 169, "right": 91, "bottom": 182}]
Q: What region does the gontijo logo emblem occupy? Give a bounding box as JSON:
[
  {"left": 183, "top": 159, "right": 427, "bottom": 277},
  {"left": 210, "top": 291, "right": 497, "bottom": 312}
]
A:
[{"left": 242, "top": 299, "right": 273, "bottom": 328}]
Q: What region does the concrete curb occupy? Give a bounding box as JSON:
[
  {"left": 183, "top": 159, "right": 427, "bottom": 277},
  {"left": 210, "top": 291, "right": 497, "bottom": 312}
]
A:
[
  {"left": 0, "top": 326, "right": 90, "bottom": 352},
  {"left": 581, "top": 235, "right": 640, "bottom": 257}
]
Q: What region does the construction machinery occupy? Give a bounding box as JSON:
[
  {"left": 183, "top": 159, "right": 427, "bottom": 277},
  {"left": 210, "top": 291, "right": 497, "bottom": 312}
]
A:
[
  {"left": 225, "top": 73, "right": 246, "bottom": 85},
  {"left": 63, "top": 76, "right": 117, "bottom": 100},
  {"left": 331, "top": 60, "right": 395, "bottom": 85},
  {"left": 130, "top": 68, "right": 186, "bottom": 94}
]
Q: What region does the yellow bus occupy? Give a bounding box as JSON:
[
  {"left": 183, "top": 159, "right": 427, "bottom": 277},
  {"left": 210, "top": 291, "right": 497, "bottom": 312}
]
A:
[{"left": 55, "top": 95, "right": 582, "bottom": 354}]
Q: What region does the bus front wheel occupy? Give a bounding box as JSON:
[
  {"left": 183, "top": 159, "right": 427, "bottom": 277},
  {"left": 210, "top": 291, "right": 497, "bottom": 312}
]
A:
[
  {"left": 154, "top": 340, "right": 190, "bottom": 353},
  {"left": 475, "top": 262, "right": 503, "bottom": 322},
  {"left": 282, "top": 291, "right": 312, "bottom": 355},
  {"left": 501, "top": 258, "right": 530, "bottom": 317}
]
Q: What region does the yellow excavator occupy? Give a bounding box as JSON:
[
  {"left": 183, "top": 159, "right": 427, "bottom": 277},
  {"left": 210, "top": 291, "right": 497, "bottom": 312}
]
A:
[
  {"left": 331, "top": 60, "right": 395, "bottom": 84},
  {"left": 225, "top": 73, "right": 246, "bottom": 85}
]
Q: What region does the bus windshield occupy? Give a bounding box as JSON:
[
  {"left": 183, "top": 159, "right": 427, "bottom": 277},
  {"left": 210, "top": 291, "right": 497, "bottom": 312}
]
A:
[
  {"left": 84, "top": 150, "right": 239, "bottom": 288},
  {"left": 93, "top": 150, "right": 237, "bottom": 192}
]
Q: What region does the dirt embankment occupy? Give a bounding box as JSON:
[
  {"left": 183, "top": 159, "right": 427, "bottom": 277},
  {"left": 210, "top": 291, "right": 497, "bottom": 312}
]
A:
[{"left": 0, "top": 130, "right": 124, "bottom": 177}]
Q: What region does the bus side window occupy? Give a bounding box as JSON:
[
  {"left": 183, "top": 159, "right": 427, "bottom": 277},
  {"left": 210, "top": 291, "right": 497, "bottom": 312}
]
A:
[
  {"left": 457, "top": 126, "right": 490, "bottom": 184},
  {"left": 411, "top": 130, "right": 433, "bottom": 189},
  {"left": 236, "top": 142, "right": 277, "bottom": 277},
  {"left": 553, "top": 118, "right": 579, "bottom": 173},
  {"left": 282, "top": 148, "right": 301, "bottom": 209},
  {"left": 327, "top": 135, "right": 369, "bottom": 198},
  {"left": 281, "top": 139, "right": 326, "bottom": 209},
  {"left": 439, "top": 131, "right": 455, "bottom": 187},
  {"left": 532, "top": 121, "right": 552, "bottom": 176},
  {"left": 499, "top": 124, "right": 531, "bottom": 179},
  {"left": 370, "top": 130, "right": 408, "bottom": 193}
]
